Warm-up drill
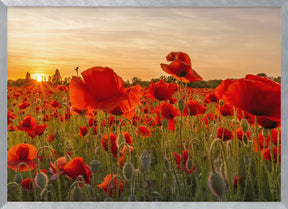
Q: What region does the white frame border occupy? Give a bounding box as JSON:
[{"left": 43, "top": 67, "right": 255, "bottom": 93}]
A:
[{"left": 0, "top": 0, "right": 288, "bottom": 209}]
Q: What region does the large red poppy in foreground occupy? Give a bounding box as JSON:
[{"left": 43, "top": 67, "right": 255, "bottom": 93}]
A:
[
  {"left": 215, "top": 75, "right": 280, "bottom": 122},
  {"left": 160, "top": 52, "right": 202, "bottom": 83},
  {"left": 8, "top": 143, "right": 37, "bottom": 171},
  {"left": 69, "top": 67, "right": 143, "bottom": 113}
]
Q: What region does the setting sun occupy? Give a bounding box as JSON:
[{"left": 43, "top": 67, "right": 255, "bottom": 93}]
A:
[{"left": 36, "top": 74, "right": 42, "bottom": 82}]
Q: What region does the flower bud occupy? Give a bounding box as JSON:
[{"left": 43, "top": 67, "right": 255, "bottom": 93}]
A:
[
  {"left": 128, "top": 194, "right": 137, "bottom": 201},
  {"left": 140, "top": 150, "right": 152, "bottom": 172},
  {"left": 14, "top": 173, "right": 22, "bottom": 185},
  {"left": 240, "top": 119, "right": 249, "bottom": 133},
  {"left": 104, "top": 196, "right": 113, "bottom": 201},
  {"left": 243, "top": 155, "right": 251, "bottom": 166},
  {"left": 123, "top": 161, "right": 134, "bottom": 181},
  {"left": 163, "top": 158, "right": 170, "bottom": 171},
  {"left": 242, "top": 134, "right": 249, "bottom": 146},
  {"left": 71, "top": 186, "right": 82, "bottom": 201},
  {"left": 219, "top": 99, "right": 224, "bottom": 105},
  {"left": 90, "top": 160, "right": 100, "bottom": 174},
  {"left": 208, "top": 172, "right": 226, "bottom": 200},
  {"left": 117, "top": 133, "right": 125, "bottom": 146},
  {"left": 35, "top": 172, "right": 48, "bottom": 190},
  {"left": 185, "top": 159, "right": 193, "bottom": 172},
  {"left": 262, "top": 129, "right": 269, "bottom": 138},
  {"left": 178, "top": 99, "right": 185, "bottom": 112}
]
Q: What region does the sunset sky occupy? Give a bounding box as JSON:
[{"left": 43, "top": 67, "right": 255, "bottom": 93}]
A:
[{"left": 8, "top": 7, "right": 280, "bottom": 81}]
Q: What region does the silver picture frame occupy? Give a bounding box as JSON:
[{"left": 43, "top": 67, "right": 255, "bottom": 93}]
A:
[{"left": 1, "top": 0, "right": 288, "bottom": 208}]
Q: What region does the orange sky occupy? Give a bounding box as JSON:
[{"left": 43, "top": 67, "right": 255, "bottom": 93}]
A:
[{"left": 8, "top": 7, "right": 280, "bottom": 81}]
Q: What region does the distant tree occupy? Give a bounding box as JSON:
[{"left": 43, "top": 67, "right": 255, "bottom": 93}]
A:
[
  {"left": 131, "top": 77, "right": 142, "bottom": 86},
  {"left": 25, "top": 72, "right": 31, "bottom": 80},
  {"left": 257, "top": 73, "right": 267, "bottom": 77}
]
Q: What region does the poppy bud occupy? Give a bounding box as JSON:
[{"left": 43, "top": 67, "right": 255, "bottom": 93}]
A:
[
  {"left": 95, "top": 145, "right": 101, "bottom": 155},
  {"left": 140, "top": 150, "right": 152, "bottom": 172},
  {"left": 104, "top": 196, "right": 113, "bottom": 201},
  {"left": 90, "top": 160, "right": 100, "bottom": 174},
  {"left": 35, "top": 172, "right": 48, "bottom": 190},
  {"left": 162, "top": 118, "right": 169, "bottom": 130},
  {"left": 128, "top": 194, "right": 137, "bottom": 201},
  {"left": 100, "top": 126, "right": 105, "bottom": 134},
  {"left": 178, "top": 99, "right": 185, "bottom": 112},
  {"left": 243, "top": 155, "right": 251, "bottom": 166},
  {"left": 14, "top": 173, "right": 22, "bottom": 185},
  {"left": 219, "top": 99, "right": 224, "bottom": 105},
  {"left": 117, "top": 133, "right": 125, "bottom": 146},
  {"left": 135, "top": 107, "right": 140, "bottom": 116},
  {"left": 123, "top": 161, "right": 134, "bottom": 181},
  {"left": 185, "top": 158, "right": 193, "bottom": 172},
  {"left": 71, "top": 186, "right": 82, "bottom": 201},
  {"left": 262, "top": 129, "right": 269, "bottom": 138},
  {"left": 242, "top": 134, "right": 249, "bottom": 146},
  {"left": 240, "top": 119, "right": 249, "bottom": 133},
  {"left": 208, "top": 172, "right": 226, "bottom": 200},
  {"left": 163, "top": 158, "right": 170, "bottom": 171}
]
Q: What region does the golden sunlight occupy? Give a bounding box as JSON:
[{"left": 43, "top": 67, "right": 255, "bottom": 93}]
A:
[{"left": 35, "top": 74, "right": 43, "bottom": 82}]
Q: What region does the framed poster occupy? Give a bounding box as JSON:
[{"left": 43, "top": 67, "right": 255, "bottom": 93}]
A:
[{"left": 1, "top": 0, "right": 288, "bottom": 209}]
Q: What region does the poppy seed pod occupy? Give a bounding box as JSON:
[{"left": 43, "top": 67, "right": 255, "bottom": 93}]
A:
[
  {"left": 71, "top": 186, "right": 82, "bottom": 201},
  {"left": 162, "top": 118, "right": 169, "bottom": 130},
  {"left": 140, "top": 150, "right": 152, "bottom": 172},
  {"left": 14, "top": 173, "right": 22, "bottom": 185},
  {"left": 208, "top": 172, "right": 226, "bottom": 200},
  {"left": 128, "top": 194, "right": 137, "bottom": 201},
  {"left": 104, "top": 196, "right": 113, "bottom": 201},
  {"left": 123, "top": 161, "right": 134, "bottom": 181},
  {"left": 35, "top": 172, "right": 48, "bottom": 189},
  {"left": 240, "top": 119, "right": 249, "bottom": 133},
  {"left": 178, "top": 99, "right": 185, "bottom": 112},
  {"left": 90, "top": 160, "right": 100, "bottom": 174}
]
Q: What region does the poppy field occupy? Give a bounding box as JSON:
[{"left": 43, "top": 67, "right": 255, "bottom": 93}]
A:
[{"left": 7, "top": 52, "right": 281, "bottom": 202}]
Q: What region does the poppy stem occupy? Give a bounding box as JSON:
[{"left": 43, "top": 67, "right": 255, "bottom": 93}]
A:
[
  {"left": 105, "top": 111, "right": 113, "bottom": 180},
  {"left": 16, "top": 162, "right": 37, "bottom": 200},
  {"left": 254, "top": 116, "right": 262, "bottom": 200},
  {"left": 7, "top": 182, "right": 22, "bottom": 201}
]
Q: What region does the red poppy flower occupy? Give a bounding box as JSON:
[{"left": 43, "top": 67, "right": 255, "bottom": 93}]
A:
[
  {"left": 28, "top": 124, "right": 47, "bottom": 138},
  {"left": 122, "top": 131, "right": 133, "bottom": 144},
  {"left": 47, "top": 134, "right": 55, "bottom": 142},
  {"left": 7, "top": 110, "right": 17, "bottom": 125},
  {"left": 62, "top": 157, "right": 92, "bottom": 184},
  {"left": 8, "top": 125, "right": 17, "bottom": 131},
  {"left": 69, "top": 66, "right": 143, "bottom": 112},
  {"left": 183, "top": 100, "right": 206, "bottom": 116},
  {"left": 263, "top": 146, "right": 281, "bottom": 163},
  {"left": 79, "top": 126, "right": 88, "bottom": 137},
  {"left": 97, "top": 174, "right": 124, "bottom": 197},
  {"left": 101, "top": 133, "right": 118, "bottom": 158},
  {"left": 50, "top": 100, "right": 60, "bottom": 108},
  {"left": 22, "top": 178, "right": 35, "bottom": 191},
  {"left": 148, "top": 79, "right": 176, "bottom": 101},
  {"left": 233, "top": 176, "right": 243, "bottom": 190},
  {"left": 161, "top": 52, "right": 203, "bottom": 83},
  {"left": 220, "top": 103, "right": 234, "bottom": 116},
  {"left": 217, "top": 128, "right": 233, "bottom": 141},
  {"left": 257, "top": 116, "right": 280, "bottom": 129},
  {"left": 204, "top": 91, "right": 219, "bottom": 103},
  {"left": 271, "top": 129, "right": 281, "bottom": 145},
  {"left": 215, "top": 75, "right": 280, "bottom": 122},
  {"left": 135, "top": 126, "right": 152, "bottom": 138},
  {"left": 236, "top": 128, "right": 251, "bottom": 141},
  {"left": 173, "top": 150, "right": 196, "bottom": 173},
  {"left": 17, "top": 116, "right": 37, "bottom": 133},
  {"left": 18, "top": 102, "right": 30, "bottom": 110},
  {"left": 159, "top": 102, "right": 178, "bottom": 131},
  {"left": 7, "top": 143, "right": 37, "bottom": 171}
]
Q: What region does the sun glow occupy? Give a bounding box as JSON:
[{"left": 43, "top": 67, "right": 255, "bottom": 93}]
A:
[{"left": 36, "top": 74, "right": 43, "bottom": 82}]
